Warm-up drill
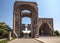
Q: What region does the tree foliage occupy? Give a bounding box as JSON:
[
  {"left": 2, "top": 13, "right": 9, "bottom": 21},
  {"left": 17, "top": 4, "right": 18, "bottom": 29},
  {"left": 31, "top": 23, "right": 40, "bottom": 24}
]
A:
[
  {"left": 54, "top": 30, "right": 60, "bottom": 36},
  {"left": 0, "top": 22, "right": 10, "bottom": 38}
]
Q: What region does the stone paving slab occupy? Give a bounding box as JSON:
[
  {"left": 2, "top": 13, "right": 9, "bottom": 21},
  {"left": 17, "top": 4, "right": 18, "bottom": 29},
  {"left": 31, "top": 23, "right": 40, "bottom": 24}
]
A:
[
  {"left": 35, "top": 37, "right": 60, "bottom": 43},
  {"left": 8, "top": 38, "right": 41, "bottom": 43}
]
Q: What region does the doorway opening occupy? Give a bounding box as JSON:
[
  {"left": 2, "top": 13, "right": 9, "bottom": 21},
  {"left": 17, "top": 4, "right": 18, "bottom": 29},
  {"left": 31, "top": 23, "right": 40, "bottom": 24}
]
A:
[
  {"left": 39, "top": 23, "right": 51, "bottom": 36},
  {"left": 21, "top": 17, "right": 31, "bottom": 38}
]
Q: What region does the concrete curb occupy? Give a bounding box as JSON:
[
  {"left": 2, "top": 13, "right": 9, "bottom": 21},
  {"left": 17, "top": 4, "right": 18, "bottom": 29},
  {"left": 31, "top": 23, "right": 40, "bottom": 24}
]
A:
[
  {"left": 0, "top": 38, "right": 7, "bottom": 41},
  {"left": 34, "top": 38, "right": 44, "bottom": 43}
]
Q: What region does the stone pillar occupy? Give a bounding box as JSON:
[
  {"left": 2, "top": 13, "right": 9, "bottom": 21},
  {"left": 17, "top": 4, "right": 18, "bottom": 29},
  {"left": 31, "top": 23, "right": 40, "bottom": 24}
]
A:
[{"left": 8, "top": 31, "right": 12, "bottom": 40}]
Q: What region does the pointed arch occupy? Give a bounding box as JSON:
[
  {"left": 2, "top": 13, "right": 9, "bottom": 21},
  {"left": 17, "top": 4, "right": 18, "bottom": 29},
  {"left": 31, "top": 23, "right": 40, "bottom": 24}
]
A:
[{"left": 39, "top": 23, "right": 52, "bottom": 36}]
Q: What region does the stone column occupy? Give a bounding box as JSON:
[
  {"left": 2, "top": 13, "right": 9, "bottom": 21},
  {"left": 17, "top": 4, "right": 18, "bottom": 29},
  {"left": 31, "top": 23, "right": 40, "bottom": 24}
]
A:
[{"left": 8, "top": 31, "right": 12, "bottom": 40}]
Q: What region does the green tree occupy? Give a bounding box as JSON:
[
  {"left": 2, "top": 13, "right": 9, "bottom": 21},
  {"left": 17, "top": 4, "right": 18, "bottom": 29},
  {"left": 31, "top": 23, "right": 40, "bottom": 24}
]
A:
[
  {"left": 0, "top": 22, "right": 10, "bottom": 38},
  {"left": 54, "top": 30, "right": 60, "bottom": 36}
]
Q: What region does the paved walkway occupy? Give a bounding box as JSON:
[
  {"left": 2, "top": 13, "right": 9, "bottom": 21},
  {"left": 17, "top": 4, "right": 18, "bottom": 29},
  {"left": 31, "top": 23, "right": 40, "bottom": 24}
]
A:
[
  {"left": 36, "top": 36, "right": 60, "bottom": 43},
  {"left": 8, "top": 38, "right": 41, "bottom": 43}
]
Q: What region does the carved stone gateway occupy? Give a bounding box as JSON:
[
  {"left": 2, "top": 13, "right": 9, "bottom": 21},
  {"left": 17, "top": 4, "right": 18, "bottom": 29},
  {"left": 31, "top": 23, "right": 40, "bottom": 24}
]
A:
[{"left": 13, "top": 1, "right": 54, "bottom": 38}]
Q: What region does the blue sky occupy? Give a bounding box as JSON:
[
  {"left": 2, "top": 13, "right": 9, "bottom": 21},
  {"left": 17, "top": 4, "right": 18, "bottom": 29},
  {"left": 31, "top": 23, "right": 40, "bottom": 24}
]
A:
[{"left": 0, "top": 0, "right": 60, "bottom": 32}]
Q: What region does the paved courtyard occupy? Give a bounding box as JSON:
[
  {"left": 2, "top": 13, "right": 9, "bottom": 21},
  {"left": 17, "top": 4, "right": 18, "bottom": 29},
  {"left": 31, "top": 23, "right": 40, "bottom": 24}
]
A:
[
  {"left": 35, "top": 36, "right": 60, "bottom": 43},
  {"left": 8, "top": 38, "right": 41, "bottom": 43}
]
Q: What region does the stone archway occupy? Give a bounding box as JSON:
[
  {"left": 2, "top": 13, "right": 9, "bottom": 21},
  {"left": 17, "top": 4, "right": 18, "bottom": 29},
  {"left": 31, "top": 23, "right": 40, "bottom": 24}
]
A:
[{"left": 13, "top": 1, "right": 38, "bottom": 38}]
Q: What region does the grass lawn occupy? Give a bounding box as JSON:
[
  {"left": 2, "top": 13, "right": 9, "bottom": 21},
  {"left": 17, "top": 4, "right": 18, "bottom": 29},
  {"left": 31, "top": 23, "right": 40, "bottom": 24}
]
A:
[
  {"left": 0, "top": 38, "right": 16, "bottom": 43},
  {"left": 0, "top": 40, "right": 9, "bottom": 43}
]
